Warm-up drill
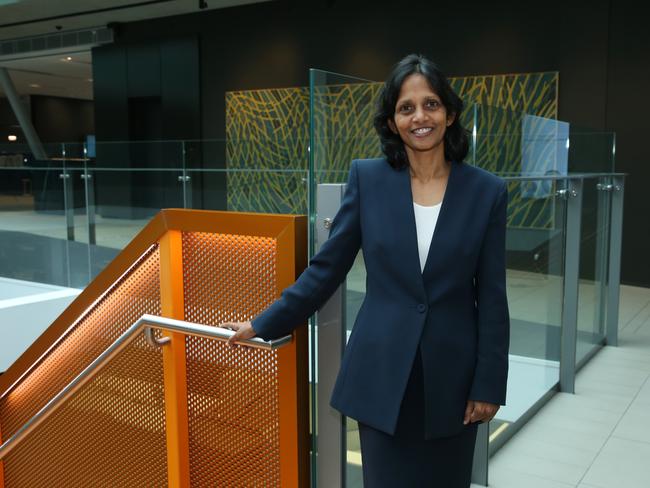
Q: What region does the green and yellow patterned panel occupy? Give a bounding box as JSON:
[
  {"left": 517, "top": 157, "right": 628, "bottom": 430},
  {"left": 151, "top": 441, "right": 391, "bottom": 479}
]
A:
[
  {"left": 226, "top": 87, "right": 310, "bottom": 213},
  {"left": 226, "top": 71, "right": 559, "bottom": 228},
  {"left": 310, "top": 82, "right": 383, "bottom": 186}
]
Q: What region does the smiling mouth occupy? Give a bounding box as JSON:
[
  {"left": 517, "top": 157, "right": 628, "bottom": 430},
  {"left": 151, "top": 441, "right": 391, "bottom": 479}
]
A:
[{"left": 411, "top": 127, "right": 433, "bottom": 136}]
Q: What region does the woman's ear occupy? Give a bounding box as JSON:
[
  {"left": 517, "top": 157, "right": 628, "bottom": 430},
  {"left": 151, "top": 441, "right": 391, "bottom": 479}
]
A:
[
  {"left": 446, "top": 112, "right": 456, "bottom": 127},
  {"left": 388, "top": 118, "right": 398, "bottom": 134}
]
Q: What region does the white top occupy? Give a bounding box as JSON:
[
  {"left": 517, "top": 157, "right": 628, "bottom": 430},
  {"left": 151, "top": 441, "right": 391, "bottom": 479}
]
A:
[{"left": 413, "top": 201, "right": 442, "bottom": 272}]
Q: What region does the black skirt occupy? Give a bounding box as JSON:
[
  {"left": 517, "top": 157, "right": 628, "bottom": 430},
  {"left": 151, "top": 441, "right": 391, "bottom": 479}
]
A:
[{"left": 358, "top": 348, "right": 478, "bottom": 488}]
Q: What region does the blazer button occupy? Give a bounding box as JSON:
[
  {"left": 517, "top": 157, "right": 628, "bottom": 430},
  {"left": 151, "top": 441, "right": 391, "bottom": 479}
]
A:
[{"left": 417, "top": 303, "right": 426, "bottom": 313}]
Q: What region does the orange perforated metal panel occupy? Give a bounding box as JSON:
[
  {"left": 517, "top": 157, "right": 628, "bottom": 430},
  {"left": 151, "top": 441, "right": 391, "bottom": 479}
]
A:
[
  {"left": 0, "top": 212, "right": 308, "bottom": 487},
  {"left": 182, "top": 231, "right": 282, "bottom": 486},
  {"left": 2, "top": 335, "right": 167, "bottom": 487},
  {"left": 181, "top": 232, "right": 278, "bottom": 326},
  {"left": 186, "top": 336, "right": 280, "bottom": 486},
  {"left": 0, "top": 246, "right": 163, "bottom": 485}
]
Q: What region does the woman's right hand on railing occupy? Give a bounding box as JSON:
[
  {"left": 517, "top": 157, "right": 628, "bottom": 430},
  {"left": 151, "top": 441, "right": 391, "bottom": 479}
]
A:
[{"left": 220, "top": 321, "right": 257, "bottom": 348}]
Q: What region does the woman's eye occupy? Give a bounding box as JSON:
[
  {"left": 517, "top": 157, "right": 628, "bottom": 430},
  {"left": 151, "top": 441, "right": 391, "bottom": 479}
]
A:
[
  {"left": 427, "top": 100, "right": 440, "bottom": 108},
  {"left": 398, "top": 104, "right": 413, "bottom": 113}
]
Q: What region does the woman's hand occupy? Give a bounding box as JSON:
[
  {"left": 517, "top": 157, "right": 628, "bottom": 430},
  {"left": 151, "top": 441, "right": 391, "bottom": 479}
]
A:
[
  {"left": 464, "top": 400, "right": 499, "bottom": 424},
  {"left": 219, "top": 321, "right": 257, "bottom": 348}
]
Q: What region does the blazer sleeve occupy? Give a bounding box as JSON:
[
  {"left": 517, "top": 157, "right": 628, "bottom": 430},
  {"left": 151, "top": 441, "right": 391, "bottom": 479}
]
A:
[
  {"left": 251, "top": 160, "right": 362, "bottom": 340},
  {"left": 469, "top": 180, "right": 510, "bottom": 405}
]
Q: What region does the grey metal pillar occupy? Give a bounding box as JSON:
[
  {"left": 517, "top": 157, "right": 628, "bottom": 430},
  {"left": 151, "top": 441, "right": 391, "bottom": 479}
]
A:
[
  {"left": 559, "top": 178, "right": 583, "bottom": 393},
  {"left": 0, "top": 67, "right": 48, "bottom": 160},
  {"left": 471, "top": 423, "right": 490, "bottom": 485},
  {"left": 606, "top": 176, "right": 625, "bottom": 346},
  {"left": 316, "top": 183, "right": 348, "bottom": 488},
  {"left": 594, "top": 178, "right": 611, "bottom": 337}
]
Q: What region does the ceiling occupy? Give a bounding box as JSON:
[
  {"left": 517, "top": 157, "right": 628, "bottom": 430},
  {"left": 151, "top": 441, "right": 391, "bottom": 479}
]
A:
[
  {"left": 1, "top": 51, "right": 93, "bottom": 100},
  {"left": 0, "top": 0, "right": 271, "bottom": 100}
]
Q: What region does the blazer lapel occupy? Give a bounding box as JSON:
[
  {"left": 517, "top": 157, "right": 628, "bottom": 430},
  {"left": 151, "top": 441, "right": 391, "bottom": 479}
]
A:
[
  {"left": 394, "top": 166, "right": 426, "bottom": 289},
  {"left": 421, "top": 161, "right": 461, "bottom": 281}
]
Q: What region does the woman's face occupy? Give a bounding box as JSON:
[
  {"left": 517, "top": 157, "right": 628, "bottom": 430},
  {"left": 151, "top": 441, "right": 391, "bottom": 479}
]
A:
[{"left": 389, "top": 73, "right": 455, "bottom": 158}]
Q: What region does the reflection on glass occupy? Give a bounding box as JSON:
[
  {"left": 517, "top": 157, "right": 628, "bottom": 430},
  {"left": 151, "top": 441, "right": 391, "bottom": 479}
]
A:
[
  {"left": 490, "top": 178, "right": 565, "bottom": 446},
  {"left": 471, "top": 104, "right": 614, "bottom": 176}
]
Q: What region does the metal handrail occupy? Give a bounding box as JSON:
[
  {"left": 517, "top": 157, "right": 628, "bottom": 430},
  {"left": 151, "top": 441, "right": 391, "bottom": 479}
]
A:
[{"left": 0, "top": 314, "right": 291, "bottom": 460}]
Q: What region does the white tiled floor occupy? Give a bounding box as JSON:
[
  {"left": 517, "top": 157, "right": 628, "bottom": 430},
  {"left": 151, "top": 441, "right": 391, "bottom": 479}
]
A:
[{"left": 473, "top": 284, "right": 650, "bottom": 488}]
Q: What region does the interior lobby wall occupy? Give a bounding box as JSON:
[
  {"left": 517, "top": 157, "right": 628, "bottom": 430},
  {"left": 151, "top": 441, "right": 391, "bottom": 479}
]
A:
[{"left": 30, "top": 95, "right": 94, "bottom": 144}]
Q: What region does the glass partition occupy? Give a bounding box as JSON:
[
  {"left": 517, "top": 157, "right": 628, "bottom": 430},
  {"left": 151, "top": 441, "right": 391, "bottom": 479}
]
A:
[
  {"left": 472, "top": 103, "right": 615, "bottom": 176},
  {"left": 310, "top": 68, "right": 376, "bottom": 488},
  {"left": 0, "top": 139, "right": 308, "bottom": 289},
  {"left": 491, "top": 176, "right": 566, "bottom": 444},
  {"left": 568, "top": 130, "right": 616, "bottom": 173},
  {"left": 0, "top": 164, "right": 73, "bottom": 287}
]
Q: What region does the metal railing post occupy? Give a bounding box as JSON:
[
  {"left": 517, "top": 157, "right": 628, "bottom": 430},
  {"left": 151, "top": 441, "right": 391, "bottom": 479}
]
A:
[
  {"left": 180, "top": 142, "right": 192, "bottom": 209},
  {"left": 606, "top": 176, "right": 625, "bottom": 346},
  {"left": 595, "top": 178, "right": 612, "bottom": 337},
  {"left": 471, "top": 423, "right": 489, "bottom": 486},
  {"left": 82, "top": 148, "right": 96, "bottom": 246},
  {"left": 60, "top": 149, "right": 75, "bottom": 242},
  {"left": 159, "top": 231, "right": 190, "bottom": 487},
  {"left": 559, "top": 178, "right": 583, "bottom": 393},
  {"left": 315, "top": 183, "right": 348, "bottom": 488}
]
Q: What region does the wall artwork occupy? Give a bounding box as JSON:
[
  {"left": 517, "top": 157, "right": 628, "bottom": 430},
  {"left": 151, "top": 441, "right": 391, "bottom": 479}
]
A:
[{"left": 226, "top": 71, "right": 559, "bottom": 229}]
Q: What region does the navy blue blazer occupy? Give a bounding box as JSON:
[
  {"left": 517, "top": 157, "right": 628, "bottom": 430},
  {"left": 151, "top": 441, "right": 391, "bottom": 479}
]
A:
[{"left": 252, "top": 158, "right": 510, "bottom": 438}]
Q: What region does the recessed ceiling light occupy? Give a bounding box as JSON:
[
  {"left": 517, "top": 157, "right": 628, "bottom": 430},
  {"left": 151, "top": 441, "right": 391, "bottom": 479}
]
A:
[
  {"left": 29, "top": 83, "right": 41, "bottom": 88},
  {"left": 8, "top": 135, "right": 17, "bottom": 142},
  {"left": 87, "top": 78, "right": 93, "bottom": 82},
  {"left": 61, "top": 56, "right": 72, "bottom": 62}
]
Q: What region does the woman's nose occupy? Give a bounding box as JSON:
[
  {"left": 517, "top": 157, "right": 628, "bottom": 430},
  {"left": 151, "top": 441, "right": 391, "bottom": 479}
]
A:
[{"left": 412, "top": 105, "right": 427, "bottom": 122}]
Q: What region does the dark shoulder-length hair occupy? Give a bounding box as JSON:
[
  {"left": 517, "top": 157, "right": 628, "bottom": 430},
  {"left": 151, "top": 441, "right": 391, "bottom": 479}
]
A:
[{"left": 374, "top": 54, "right": 469, "bottom": 169}]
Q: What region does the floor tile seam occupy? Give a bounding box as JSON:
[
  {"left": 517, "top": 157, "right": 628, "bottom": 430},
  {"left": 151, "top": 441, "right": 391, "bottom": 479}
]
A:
[
  {"left": 575, "top": 380, "right": 643, "bottom": 395},
  {"left": 580, "top": 353, "right": 650, "bottom": 365},
  {"left": 542, "top": 402, "right": 628, "bottom": 416},
  {"left": 578, "top": 352, "right": 650, "bottom": 371},
  {"left": 624, "top": 300, "right": 650, "bottom": 330},
  {"left": 535, "top": 410, "right": 623, "bottom": 426},
  {"left": 618, "top": 299, "right": 650, "bottom": 330},
  {"left": 491, "top": 458, "right": 586, "bottom": 485},
  {"left": 575, "top": 374, "right": 650, "bottom": 486},
  {"left": 574, "top": 385, "right": 647, "bottom": 398},
  {"left": 523, "top": 420, "right": 614, "bottom": 440},
  {"left": 543, "top": 395, "right": 628, "bottom": 411},
  {"left": 571, "top": 390, "right": 638, "bottom": 405},
  {"left": 575, "top": 378, "right": 649, "bottom": 391},
  {"left": 609, "top": 433, "right": 650, "bottom": 446},
  {"left": 506, "top": 441, "right": 601, "bottom": 467},
  {"left": 512, "top": 434, "right": 603, "bottom": 455},
  {"left": 584, "top": 357, "right": 650, "bottom": 371},
  {"left": 632, "top": 314, "right": 650, "bottom": 333},
  {"left": 575, "top": 373, "right": 649, "bottom": 387},
  {"left": 510, "top": 430, "right": 610, "bottom": 453},
  {"left": 489, "top": 465, "right": 576, "bottom": 487},
  {"left": 531, "top": 406, "right": 626, "bottom": 427}
]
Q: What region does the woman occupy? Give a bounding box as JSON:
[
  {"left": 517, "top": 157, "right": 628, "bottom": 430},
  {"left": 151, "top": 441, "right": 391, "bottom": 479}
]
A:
[{"left": 222, "top": 54, "right": 510, "bottom": 487}]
